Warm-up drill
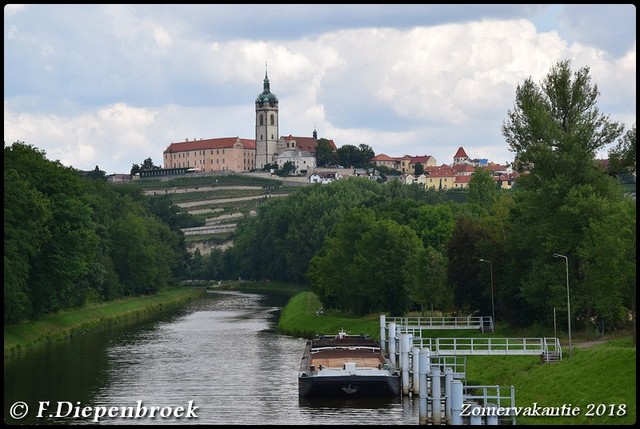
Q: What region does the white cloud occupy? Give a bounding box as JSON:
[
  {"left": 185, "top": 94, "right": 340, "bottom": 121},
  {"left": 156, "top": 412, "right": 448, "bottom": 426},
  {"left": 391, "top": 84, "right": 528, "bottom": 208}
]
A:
[{"left": 4, "top": 5, "right": 635, "bottom": 172}]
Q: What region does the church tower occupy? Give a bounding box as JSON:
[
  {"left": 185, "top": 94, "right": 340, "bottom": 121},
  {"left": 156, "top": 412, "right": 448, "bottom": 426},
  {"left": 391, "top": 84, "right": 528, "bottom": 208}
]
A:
[{"left": 255, "top": 66, "right": 279, "bottom": 170}]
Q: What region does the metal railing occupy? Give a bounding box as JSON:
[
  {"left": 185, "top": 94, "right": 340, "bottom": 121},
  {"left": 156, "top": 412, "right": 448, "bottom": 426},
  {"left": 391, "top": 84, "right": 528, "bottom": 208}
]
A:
[
  {"left": 387, "top": 316, "right": 493, "bottom": 331},
  {"left": 408, "top": 337, "right": 560, "bottom": 356}
]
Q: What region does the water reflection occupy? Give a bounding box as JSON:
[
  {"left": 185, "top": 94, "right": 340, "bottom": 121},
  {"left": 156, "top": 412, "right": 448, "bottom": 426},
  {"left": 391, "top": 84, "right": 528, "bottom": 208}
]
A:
[{"left": 5, "top": 290, "right": 419, "bottom": 425}]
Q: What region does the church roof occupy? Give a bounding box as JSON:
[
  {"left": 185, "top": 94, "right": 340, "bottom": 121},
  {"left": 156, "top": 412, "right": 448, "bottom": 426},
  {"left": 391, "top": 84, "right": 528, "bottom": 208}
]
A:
[
  {"left": 454, "top": 146, "right": 469, "bottom": 158},
  {"left": 282, "top": 135, "right": 336, "bottom": 152},
  {"left": 255, "top": 70, "right": 278, "bottom": 104}
]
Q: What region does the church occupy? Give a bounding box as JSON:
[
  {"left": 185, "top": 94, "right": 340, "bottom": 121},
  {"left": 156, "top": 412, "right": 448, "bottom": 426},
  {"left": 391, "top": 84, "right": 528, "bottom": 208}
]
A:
[{"left": 162, "top": 70, "right": 335, "bottom": 173}]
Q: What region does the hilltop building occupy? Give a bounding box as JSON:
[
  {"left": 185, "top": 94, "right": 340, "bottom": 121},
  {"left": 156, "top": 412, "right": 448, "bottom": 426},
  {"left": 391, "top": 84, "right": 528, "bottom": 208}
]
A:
[
  {"left": 160, "top": 70, "right": 507, "bottom": 185},
  {"left": 162, "top": 69, "right": 331, "bottom": 174}
]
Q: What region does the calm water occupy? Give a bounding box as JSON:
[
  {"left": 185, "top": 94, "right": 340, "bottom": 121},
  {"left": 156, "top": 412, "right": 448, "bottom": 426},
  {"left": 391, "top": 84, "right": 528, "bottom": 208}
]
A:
[{"left": 5, "top": 290, "right": 419, "bottom": 425}]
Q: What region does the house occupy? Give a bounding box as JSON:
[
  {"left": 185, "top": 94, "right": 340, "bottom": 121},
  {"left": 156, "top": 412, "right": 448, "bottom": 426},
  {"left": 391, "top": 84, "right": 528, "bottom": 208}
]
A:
[
  {"left": 276, "top": 149, "right": 316, "bottom": 175},
  {"left": 409, "top": 155, "right": 437, "bottom": 171},
  {"left": 424, "top": 165, "right": 456, "bottom": 190},
  {"left": 309, "top": 171, "right": 343, "bottom": 184}
]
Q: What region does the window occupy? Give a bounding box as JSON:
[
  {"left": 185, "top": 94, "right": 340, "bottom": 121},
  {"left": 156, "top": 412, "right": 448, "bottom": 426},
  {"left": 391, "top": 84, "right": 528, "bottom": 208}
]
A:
[
  {"left": 259, "top": 114, "right": 264, "bottom": 126},
  {"left": 270, "top": 114, "right": 275, "bottom": 125}
]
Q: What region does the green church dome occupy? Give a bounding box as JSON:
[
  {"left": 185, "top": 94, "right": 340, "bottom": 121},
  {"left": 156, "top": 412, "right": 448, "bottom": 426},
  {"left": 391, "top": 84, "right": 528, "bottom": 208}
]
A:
[{"left": 256, "top": 71, "right": 278, "bottom": 104}]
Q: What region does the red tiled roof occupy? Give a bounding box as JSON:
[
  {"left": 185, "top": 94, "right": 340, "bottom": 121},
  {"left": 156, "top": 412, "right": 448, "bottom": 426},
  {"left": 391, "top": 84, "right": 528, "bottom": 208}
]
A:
[
  {"left": 164, "top": 137, "right": 254, "bottom": 153},
  {"left": 453, "top": 146, "right": 468, "bottom": 158},
  {"left": 372, "top": 153, "right": 395, "bottom": 161},
  {"left": 410, "top": 155, "right": 433, "bottom": 164},
  {"left": 451, "top": 163, "right": 476, "bottom": 173},
  {"left": 425, "top": 164, "right": 455, "bottom": 177},
  {"left": 282, "top": 135, "right": 337, "bottom": 152}
]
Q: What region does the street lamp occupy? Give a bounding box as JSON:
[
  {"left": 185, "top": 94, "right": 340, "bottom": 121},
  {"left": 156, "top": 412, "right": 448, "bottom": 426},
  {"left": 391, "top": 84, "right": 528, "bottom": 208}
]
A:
[
  {"left": 553, "top": 253, "right": 572, "bottom": 358},
  {"left": 479, "top": 258, "right": 496, "bottom": 331}
]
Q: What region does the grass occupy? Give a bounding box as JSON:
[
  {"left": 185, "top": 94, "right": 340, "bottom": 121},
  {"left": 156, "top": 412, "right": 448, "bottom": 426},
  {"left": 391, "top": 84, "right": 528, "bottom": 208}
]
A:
[
  {"left": 213, "top": 279, "right": 308, "bottom": 297},
  {"left": 7, "top": 283, "right": 634, "bottom": 425},
  {"left": 4, "top": 287, "right": 204, "bottom": 359},
  {"left": 130, "top": 173, "right": 283, "bottom": 189},
  {"left": 276, "top": 291, "right": 636, "bottom": 425}
]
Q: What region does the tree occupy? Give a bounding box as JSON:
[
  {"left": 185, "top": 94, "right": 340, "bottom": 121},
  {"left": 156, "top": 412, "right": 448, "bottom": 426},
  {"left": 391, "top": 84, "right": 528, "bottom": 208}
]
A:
[
  {"left": 4, "top": 169, "right": 52, "bottom": 323},
  {"left": 503, "top": 59, "right": 624, "bottom": 179},
  {"left": 608, "top": 123, "right": 636, "bottom": 176},
  {"left": 414, "top": 162, "right": 424, "bottom": 176},
  {"left": 467, "top": 167, "right": 499, "bottom": 212},
  {"left": 315, "top": 138, "right": 338, "bottom": 167},
  {"left": 358, "top": 144, "right": 375, "bottom": 164},
  {"left": 500, "top": 59, "right": 628, "bottom": 327},
  {"left": 141, "top": 157, "right": 159, "bottom": 171},
  {"left": 85, "top": 165, "right": 107, "bottom": 180},
  {"left": 277, "top": 161, "right": 296, "bottom": 177},
  {"left": 336, "top": 144, "right": 373, "bottom": 168},
  {"left": 131, "top": 157, "right": 160, "bottom": 175}
]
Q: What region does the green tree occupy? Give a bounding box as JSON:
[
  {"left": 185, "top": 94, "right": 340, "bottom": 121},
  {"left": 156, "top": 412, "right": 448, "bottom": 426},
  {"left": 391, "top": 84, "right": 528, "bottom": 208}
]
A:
[
  {"left": 414, "top": 162, "right": 424, "bottom": 176},
  {"left": 4, "top": 142, "right": 100, "bottom": 317},
  {"left": 3, "top": 169, "right": 52, "bottom": 323},
  {"left": 500, "top": 59, "right": 627, "bottom": 327},
  {"left": 336, "top": 144, "right": 373, "bottom": 168},
  {"left": 315, "top": 138, "right": 338, "bottom": 167},
  {"left": 277, "top": 161, "right": 296, "bottom": 176},
  {"left": 307, "top": 208, "right": 377, "bottom": 311},
  {"left": 608, "top": 123, "right": 636, "bottom": 176},
  {"left": 410, "top": 246, "right": 450, "bottom": 314},
  {"left": 467, "top": 167, "right": 499, "bottom": 212}
]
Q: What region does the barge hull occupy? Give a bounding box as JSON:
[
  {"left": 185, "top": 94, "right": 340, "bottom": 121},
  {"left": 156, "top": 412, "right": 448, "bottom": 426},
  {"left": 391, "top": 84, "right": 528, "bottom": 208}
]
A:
[{"left": 299, "top": 374, "right": 400, "bottom": 397}]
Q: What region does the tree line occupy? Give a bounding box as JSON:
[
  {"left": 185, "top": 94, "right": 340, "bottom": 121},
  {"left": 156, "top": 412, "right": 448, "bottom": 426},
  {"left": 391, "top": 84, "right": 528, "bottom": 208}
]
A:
[
  {"left": 4, "top": 144, "right": 191, "bottom": 324},
  {"left": 5, "top": 59, "right": 636, "bottom": 337},
  {"left": 203, "top": 60, "right": 636, "bottom": 334}
]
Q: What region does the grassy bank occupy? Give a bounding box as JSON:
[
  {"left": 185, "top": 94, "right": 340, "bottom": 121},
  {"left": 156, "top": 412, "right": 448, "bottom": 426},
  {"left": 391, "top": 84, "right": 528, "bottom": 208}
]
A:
[
  {"left": 4, "top": 287, "right": 204, "bottom": 359},
  {"left": 211, "top": 279, "right": 308, "bottom": 298},
  {"left": 277, "top": 290, "right": 381, "bottom": 338},
  {"left": 278, "top": 291, "right": 636, "bottom": 425}
]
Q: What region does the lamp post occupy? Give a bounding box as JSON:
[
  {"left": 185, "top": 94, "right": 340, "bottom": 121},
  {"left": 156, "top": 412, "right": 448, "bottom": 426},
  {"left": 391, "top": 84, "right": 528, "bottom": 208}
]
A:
[
  {"left": 479, "top": 258, "right": 495, "bottom": 331},
  {"left": 553, "top": 253, "right": 572, "bottom": 358}
]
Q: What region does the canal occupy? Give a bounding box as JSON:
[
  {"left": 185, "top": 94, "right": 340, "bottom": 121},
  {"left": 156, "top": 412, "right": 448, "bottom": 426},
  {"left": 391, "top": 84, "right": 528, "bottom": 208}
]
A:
[{"left": 5, "top": 290, "right": 419, "bottom": 425}]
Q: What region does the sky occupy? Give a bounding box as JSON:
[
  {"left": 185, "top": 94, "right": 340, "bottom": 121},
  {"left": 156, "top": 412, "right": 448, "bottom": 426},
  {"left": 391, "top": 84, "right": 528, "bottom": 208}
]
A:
[{"left": 4, "top": 4, "right": 636, "bottom": 175}]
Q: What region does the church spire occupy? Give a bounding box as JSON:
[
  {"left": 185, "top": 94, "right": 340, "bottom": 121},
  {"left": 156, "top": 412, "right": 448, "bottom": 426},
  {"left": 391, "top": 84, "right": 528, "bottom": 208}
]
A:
[{"left": 263, "top": 62, "right": 270, "bottom": 92}]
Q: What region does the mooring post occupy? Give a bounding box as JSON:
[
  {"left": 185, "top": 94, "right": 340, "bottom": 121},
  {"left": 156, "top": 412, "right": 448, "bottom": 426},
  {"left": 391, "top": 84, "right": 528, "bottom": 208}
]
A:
[
  {"left": 432, "top": 365, "right": 441, "bottom": 425},
  {"left": 389, "top": 322, "right": 396, "bottom": 367},
  {"left": 401, "top": 333, "right": 412, "bottom": 396},
  {"left": 418, "top": 348, "right": 430, "bottom": 425},
  {"left": 379, "top": 314, "right": 386, "bottom": 353},
  {"left": 411, "top": 346, "right": 420, "bottom": 395},
  {"left": 450, "top": 380, "right": 463, "bottom": 425},
  {"left": 444, "top": 366, "right": 454, "bottom": 423},
  {"left": 470, "top": 404, "right": 483, "bottom": 425}
]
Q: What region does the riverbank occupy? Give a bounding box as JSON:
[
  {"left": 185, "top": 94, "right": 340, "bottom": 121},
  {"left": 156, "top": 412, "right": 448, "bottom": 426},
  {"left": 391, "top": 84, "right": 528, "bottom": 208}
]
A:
[
  {"left": 276, "top": 290, "right": 636, "bottom": 425},
  {"left": 4, "top": 287, "right": 205, "bottom": 359}
]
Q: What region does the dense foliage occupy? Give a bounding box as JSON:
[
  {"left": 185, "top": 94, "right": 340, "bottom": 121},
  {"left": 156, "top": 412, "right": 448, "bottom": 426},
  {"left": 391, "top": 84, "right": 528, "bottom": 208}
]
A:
[
  {"left": 4, "top": 143, "right": 189, "bottom": 324},
  {"left": 5, "top": 60, "right": 635, "bottom": 337},
  {"left": 224, "top": 60, "right": 636, "bottom": 335}
]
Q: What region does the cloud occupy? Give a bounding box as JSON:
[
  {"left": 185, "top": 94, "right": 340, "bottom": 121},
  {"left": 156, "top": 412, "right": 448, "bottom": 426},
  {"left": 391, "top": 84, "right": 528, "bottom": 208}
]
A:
[{"left": 4, "top": 5, "right": 635, "bottom": 173}]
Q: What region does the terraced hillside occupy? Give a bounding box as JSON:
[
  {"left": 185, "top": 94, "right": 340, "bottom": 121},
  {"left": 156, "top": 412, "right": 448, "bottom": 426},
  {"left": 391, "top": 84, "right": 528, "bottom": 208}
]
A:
[{"left": 135, "top": 172, "right": 307, "bottom": 254}]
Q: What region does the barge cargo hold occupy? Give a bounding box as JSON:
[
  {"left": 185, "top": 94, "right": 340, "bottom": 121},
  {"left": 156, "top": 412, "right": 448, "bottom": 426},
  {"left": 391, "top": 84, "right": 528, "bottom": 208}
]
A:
[{"left": 298, "top": 329, "right": 401, "bottom": 398}]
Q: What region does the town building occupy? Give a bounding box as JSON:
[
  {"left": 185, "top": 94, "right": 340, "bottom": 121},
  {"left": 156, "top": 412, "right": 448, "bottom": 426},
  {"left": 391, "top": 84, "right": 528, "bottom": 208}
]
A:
[{"left": 162, "top": 69, "right": 330, "bottom": 174}]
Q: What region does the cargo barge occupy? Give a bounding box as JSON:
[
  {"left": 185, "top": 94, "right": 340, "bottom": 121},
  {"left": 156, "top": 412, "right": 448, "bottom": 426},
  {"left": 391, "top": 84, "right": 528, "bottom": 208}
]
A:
[{"left": 298, "top": 329, "right": 401, "bottom": 397}]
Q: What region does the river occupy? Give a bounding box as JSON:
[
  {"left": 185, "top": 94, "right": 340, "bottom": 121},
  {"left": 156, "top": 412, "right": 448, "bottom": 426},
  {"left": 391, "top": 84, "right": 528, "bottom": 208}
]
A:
[{"left": 4, "top": 289, "right": 419, "bottom": 425}]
